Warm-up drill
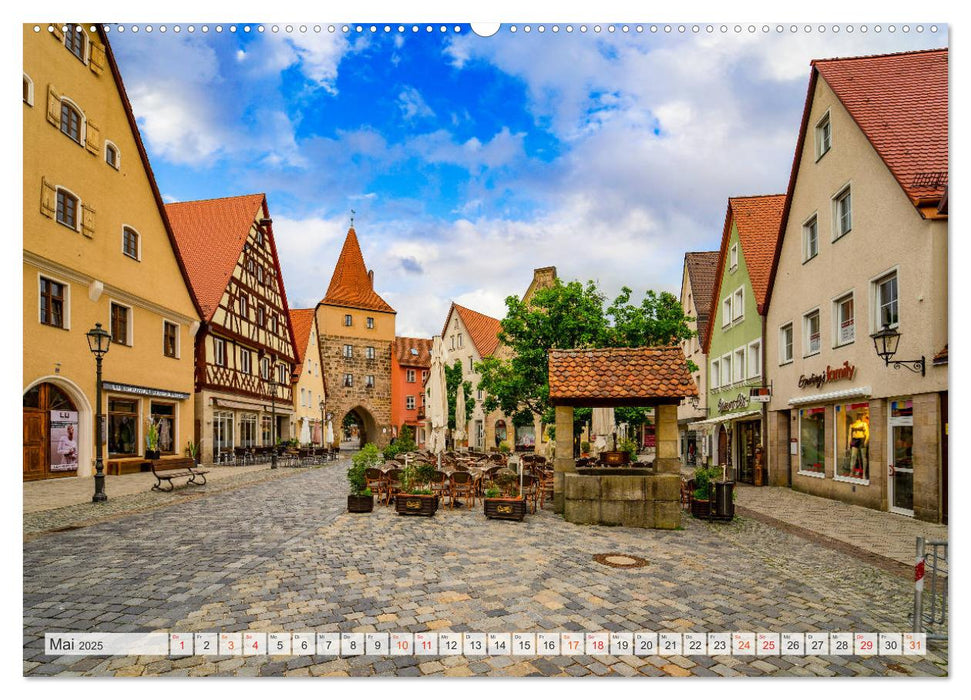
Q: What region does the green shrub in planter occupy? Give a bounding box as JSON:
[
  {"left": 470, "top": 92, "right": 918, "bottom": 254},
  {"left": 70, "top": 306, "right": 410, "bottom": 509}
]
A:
[
  {"left": 692, "top": 465, "right": 721, "bottom": 502},
  {"left": 348, "top": 443, "right": 382, "bottom": 496}
]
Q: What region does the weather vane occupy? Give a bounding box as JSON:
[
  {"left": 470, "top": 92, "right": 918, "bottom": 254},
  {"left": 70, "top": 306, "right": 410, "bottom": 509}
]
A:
[{"left": 350, "top": 209, "right": 355, "bottom": 227}]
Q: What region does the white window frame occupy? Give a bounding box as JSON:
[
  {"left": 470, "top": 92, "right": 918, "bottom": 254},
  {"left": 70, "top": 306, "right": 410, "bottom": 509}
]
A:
[
  {"left": 343, "top": 373, "right": 353, "bottom": 387},
  {"left": 720, "top": 354, "right": 732, "bottom": 389},
  {"left": 406, "top": 395, "right": 416, "bottom": 410},
  {"left": 747, "top": 339, "right": 761, "bottom": 379},
  {"left": 803, "top": 308, "right": 821, "bottom": 358},
  {"left": 121, "top": 224, "right": 141, "bottom": 261},
  {"left": 37, "top": 272, "right": 71, "bottom": 330},
  {"left": 733, "top": 347, "right": 745, "bottom": 384},
  {"left": 104, "top": 140, "right": 121, "bottom": 170},
  {"left": 240, "top": 349, "right": 252, "bottom": 375},
  {"left": 23, "top": 73, "right": 34, "bottom": 106},
  {"left": 802, "top": 212, "right": 819, "bottom": 262},
  {"left": 406, "top": 369, "right": 416, "bottom": 383},
  {"left": 161, "top": 318, "right": 180, "bottom": 359},
  {"left": 729, "top": 242, "right": 738, "bottom": 271},
  {"left": 344, "top": 314, "right": 353, "bottom": 327},
  {"left": 779, "top": 322, "right": 793, "bottom": 365},
  {"left": 814, "top": 109, "right": 832, "bottom": 160},
  {"left": 710, "top": 359, "right": 720, "bottom": 391},
  {"left": 366, "top": 316, "right": 375, "bottom": 329},
  {"left": 62, "top": 24, "right": 89, "bottom": 64},
  {"left": 55, "top": 185, "right": 82, "bottom": 232},
  {"left": 58, "top": 96, "right": 87, "bottom": 146},
  {"left": 457, "top": 333, "right": 464, "bottom": 349},
  {"left": 832, "top": 290, "right": 855, "bottom": 347},
  {"left": 722, "top": 296, "right": 732, "bottom": 328},
  {"left": 343, "top": 344, "right": 353, "bottom": 359},
  {"left": 365, "top": 375, "right": 375, "bottom": 389},
  {"left": 108, "top": 299, "right": 134, "bottom": 347},
  {"left": 366, "top": 346, "right": 375, "bottom": 360},
  {"left": 732, "top": 287, "right": 744, "bottom": 322},
  {"left": 213, "top": 337, "right": 226, "bottom": 367},
  {"left": 871, "top": 268, "right": 900, "bottom": 332},
  {"left": 832, "top": 183, "right": 852, "bottom": 240},
  {"left": 260, "top": 356, "right": 270, "bottom": 380}
]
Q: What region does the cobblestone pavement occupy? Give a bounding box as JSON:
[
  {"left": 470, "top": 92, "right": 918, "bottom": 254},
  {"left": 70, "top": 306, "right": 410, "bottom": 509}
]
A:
[
  {"left": 23, "top": 462, "right": 947, "bottom": 677},
  {"left": 734, "top": 484, "right": 948, "bottom": 569}
]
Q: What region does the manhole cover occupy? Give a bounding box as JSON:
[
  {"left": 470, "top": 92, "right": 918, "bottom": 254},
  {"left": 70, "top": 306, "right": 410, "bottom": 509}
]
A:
[{"left": 594, "top": 552, "right": 648, "bottom": 569}]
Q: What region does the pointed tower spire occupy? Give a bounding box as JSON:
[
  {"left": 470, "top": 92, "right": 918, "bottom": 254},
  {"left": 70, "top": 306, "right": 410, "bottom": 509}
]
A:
[{"left": 321, "top": 226, "right": 395, "bottom": 313}]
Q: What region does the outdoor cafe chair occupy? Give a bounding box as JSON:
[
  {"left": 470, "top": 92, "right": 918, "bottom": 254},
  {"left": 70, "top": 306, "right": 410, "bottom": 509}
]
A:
[
  {"left": 538, "top": 472, "right": 555, "bottom": 509},
  {"left": 449, "top": 471, "right": 476, "bottom": 509},
  {"left": 521, "top": 474, "right": 540, "bottom": 514},
  {"left": 385, "top": 468, "right": 403, "bottom": 505},
  {"left": 365, "top": 468, "right": 388, "bottom": 502},
  {"left": 430, "top": 470, "right": 451, "bottom": 506}
]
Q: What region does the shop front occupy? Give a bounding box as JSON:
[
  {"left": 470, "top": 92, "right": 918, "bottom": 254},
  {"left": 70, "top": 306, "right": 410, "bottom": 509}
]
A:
[{"left": 689, "top": 406, "right": 762, "bottom": 483}]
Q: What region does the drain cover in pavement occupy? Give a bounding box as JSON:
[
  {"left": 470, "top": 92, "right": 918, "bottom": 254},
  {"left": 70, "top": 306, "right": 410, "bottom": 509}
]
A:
[{"left": 593, "top": 552, "right": 648, "bottom": 568}]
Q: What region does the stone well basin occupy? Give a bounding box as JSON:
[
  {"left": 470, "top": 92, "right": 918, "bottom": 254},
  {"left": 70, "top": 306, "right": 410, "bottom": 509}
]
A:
[
  {"left": 576, "top": 467, "right": 654, "bottom": 477},
  {"left": 562, "top": 471, "right": 680, "bottom": 529}
]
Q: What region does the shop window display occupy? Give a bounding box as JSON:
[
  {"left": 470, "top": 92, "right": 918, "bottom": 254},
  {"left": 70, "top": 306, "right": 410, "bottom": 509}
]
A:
[
  {"left": 799, "top": 407, "right": 825, "bottom": 474},
  {"left": 150, "top": 402, "right": 176, "bottom": 454},
  {"left": 835, "top": 403, "right": 869, "bottom": 480},
  {"left": 108, "top": 398, "right": 139, "bottom": 456}
]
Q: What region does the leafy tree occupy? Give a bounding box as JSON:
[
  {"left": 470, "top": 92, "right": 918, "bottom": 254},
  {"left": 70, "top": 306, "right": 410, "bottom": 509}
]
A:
[
  {"left": 445, "top": 359, "right": 475, "bottom": 430},
  {"left": 477, "top": 279, "right": 696, "bottom": 427}
]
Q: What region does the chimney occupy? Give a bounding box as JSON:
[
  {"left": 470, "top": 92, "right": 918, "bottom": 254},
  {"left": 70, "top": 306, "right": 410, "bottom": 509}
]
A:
[{"left": 368, "top": 269, "right": 374, "bottom": 287}]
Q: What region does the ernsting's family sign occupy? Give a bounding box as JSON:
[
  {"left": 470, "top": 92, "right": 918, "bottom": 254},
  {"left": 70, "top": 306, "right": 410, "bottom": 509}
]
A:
[{"left": 798, "top": 361, "right": 857, "bottom": 390}]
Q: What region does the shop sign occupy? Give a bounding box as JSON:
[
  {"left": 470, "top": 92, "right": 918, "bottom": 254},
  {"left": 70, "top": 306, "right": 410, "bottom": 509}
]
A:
[
  {"left": 798, "top": 361, "right": 856, "bottom": 390},
  {"left": 718, "top": 393, "right": 749, "bottom": 413},
  {"left": 749, "top": 387, "right": 771, "bottom": 403},
  {"left": 102, "top": 381, "right": 190, "bottom": 401},
  {"left": 50, "top": 410, "right": 79, "bottom": 472}
]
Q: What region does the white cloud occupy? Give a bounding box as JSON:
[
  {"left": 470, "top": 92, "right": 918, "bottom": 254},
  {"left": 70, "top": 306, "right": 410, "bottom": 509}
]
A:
[{"left": 398, "top": 86, "right": 436, "bottom": 121}]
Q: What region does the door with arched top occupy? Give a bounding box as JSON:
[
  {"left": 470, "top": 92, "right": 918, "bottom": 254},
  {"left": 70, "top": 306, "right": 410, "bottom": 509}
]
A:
[{"left": 23, "top": 383, "right": 79, "bottom": 481}]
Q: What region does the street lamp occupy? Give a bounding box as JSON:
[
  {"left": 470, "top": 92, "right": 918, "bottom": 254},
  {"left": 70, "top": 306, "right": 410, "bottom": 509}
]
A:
[
  {"left": 85, "top": 323, "right": 111, "bottom": 503},
  {"left": 870, "top": 324, "right": 925, "bottom": 376}
]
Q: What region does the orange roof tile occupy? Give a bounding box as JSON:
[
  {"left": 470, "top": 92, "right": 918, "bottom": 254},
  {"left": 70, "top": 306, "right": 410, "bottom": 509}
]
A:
[
  {"left": 684, "top": 251, "right": 719, "bottom": 342},
  {"left": 165, "top": 194, "right": 267, "bottom": 321},
  {"left": 444, "top": 303, "right": 502, "bottom": 358},
  {"left": 394, "top": 336, "right": 433, "bottom": 368},
  {"left": 289, "top": 308, "right": 316, "bottom": 377},
  {"left": 322, "top": 227, "right": 395, "bottom": 313},
  {"left": 702, "top": 195, "right": 786, "bottom": 353},
  {"left": 814, "top": 49, "right": 948, "bottom": 206},
  {"left": 548, "top": 347, "right": 697, "bottom": 405}
]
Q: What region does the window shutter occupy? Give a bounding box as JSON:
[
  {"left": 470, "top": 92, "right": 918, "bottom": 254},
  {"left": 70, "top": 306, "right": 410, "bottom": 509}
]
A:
[
  {"left": 50, "top": 24, "right": 64, "bottom": 41},
  {"left": 89, "top": 42, "right": 106, "bottom": 76},
  {"left": 85, "top": 120, "right": 101, "bottom": 155},
  {"left": 46, "top": 84, "right": 60, "bottom": 126},
  {"left": 81, "top": 204, "right": 95, "bottom": 238},
  {"left": 40, "top": 178, "right": 56, "bottom": 218}
]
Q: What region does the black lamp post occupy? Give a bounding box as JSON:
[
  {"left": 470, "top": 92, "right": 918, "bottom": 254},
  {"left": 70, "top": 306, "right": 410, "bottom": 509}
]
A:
[
  {"left": 85, "top": 322, "right": 111, "bottom": 503},
  {"left": 870, "top": 324, "right": 925, "bottom": 376},
  {"left": 270, "top": 365, "right": 278, "bottom": 470}
]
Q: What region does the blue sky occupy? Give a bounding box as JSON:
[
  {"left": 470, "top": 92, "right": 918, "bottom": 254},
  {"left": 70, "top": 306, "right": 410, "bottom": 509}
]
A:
[{"left": 110, "top": 23, "right": 947, "bottom": 337}]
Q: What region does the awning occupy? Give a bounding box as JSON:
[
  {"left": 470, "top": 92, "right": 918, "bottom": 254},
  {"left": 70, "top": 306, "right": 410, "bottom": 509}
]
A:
[
  {"left": 213, "top": 398, "right": 294, "bottom": 415},
  {"left": 788, "top": 386, "right": 871, "bottom": 407},
  {"left": 688, "top": 409, "right": 762, "bottom": 430}
]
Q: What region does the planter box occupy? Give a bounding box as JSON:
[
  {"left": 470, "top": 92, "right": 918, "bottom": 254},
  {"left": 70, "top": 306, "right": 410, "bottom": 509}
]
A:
[
  {"left": 395, "top": 494, "right": 438, "bottom": 516},
  {"left": 690, "top": 498, "right": 712, "bottom": 519},
  {"left": 347, "top": 494, "right": 374, "bottom": 513},
  {"left": 600, "top": 451, "right": 631, "bottom": 466},
  {"left": 484, "top": 497, "right": 527, "bottom": 521}
]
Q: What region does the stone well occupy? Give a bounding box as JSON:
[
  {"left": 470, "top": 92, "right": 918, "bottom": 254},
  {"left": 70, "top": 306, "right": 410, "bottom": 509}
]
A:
[{"left": 562, "top": 471, "right": 681, "bottom": 529}]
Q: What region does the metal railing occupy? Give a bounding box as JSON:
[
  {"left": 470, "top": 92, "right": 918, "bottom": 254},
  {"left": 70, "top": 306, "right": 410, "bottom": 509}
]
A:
[{"left": 913, "top": 536, "right": 948, "bottom": 641}]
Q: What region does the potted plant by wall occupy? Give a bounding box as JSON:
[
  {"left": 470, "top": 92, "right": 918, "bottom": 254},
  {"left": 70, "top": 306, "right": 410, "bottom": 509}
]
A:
[
  {"left": 690, "top": 465, "right": 721, "bottom": 519},
  {"left": 347, "top": 443, "right": 381, "bottom": 513},
  {"left": 395, "top": 461, "right": 438, "bottom": 516},
  {"left": 483, "top": 469, "right": 527, "bottom": 521},
  {"left": 498, "top": 441, "right": 511, "bottom": 455},
  {"left": 580, "top": 441, "right": 591, "bottom": 458},
  {"left": 145, "top": 419, "right": 161, "bottom": 460},
  {"left": 185, "top": 440, "right": 200, "bottom": 466}
]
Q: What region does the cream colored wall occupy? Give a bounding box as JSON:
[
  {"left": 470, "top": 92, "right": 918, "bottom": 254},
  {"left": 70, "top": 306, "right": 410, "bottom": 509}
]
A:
[
  {"left": 293, "top": 317, "right": 327, "bottom": 440},
  {"left": 765, "top": 75, "right": 948, "bottom": 411},
  {"left": 443, "top": 311, "right": 483, "bottom": 444},
  {"left": 317, "top": 304, "right": 395, "bottom": 342},
  {"left": 677, "top": 260, "right": 707, "bottom": 423},
  {"left": 23, "top": 26, "right": 199, "bottom": 476}
]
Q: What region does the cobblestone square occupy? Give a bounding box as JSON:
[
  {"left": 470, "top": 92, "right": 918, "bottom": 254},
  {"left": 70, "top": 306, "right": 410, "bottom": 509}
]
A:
[{"left": 23, "top": 461, "right": 947, "bottom": 677}]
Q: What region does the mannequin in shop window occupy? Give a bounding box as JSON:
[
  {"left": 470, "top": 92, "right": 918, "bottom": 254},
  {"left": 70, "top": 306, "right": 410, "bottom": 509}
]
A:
[{"left": 848, "top": 410, "right": 870, "bottom": 478}]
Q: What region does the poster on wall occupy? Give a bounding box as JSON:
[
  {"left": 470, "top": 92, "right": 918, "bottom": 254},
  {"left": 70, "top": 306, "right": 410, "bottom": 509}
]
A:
[{"left": 49, "top": 410, "right": 79, "bottom": 472}]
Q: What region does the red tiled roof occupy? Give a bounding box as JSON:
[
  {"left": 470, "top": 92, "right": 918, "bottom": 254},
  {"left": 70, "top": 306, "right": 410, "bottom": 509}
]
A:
[
  {"left": 289, "top": 308, "right": 316, "bottom": 377},
  {"left": 394, "top": 336, "right": 433, "bottom": 368},
  {"left": 165, "top": 194, "right": 266, "bottom": 322},
  {"left": 814, "top": 48, "right": 948, "bottom": 207},
  {"left": 702, "top": 195, "right": 786, "bottom": 353},
  {"left": 443, "top": 303, "right": 502, "bottom": 358},
  {"left": 548, "top": 347, "right": 697, "bottom": 405},
  {"left": 684, "top": 251, "right": 719, "bottom": 343},
  {"left": 322, "top": 227, "right": 395, "bottom": 313}
]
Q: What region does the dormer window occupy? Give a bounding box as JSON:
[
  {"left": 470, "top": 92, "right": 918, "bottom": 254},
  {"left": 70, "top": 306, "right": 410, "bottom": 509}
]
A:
[{"left": 815, "top": 111, "right": 832, "bottom": 159}]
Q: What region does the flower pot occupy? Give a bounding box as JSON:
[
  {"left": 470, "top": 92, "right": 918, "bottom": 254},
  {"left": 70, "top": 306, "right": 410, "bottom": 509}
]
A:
[
  {"left": 395, "top": 493, "right": 438, "bottom": 516},
  {"left": 484, "top": 496, "right": 527, "bottom": 521},
  {"left": 690, "top": 498, "right": 712, "bottom": 519},
  {"left": 145, "top": 450, "right": 161, "bottom": 460},
  {"left": 347, "top": 494, "right": 374, "bottom": 513}
]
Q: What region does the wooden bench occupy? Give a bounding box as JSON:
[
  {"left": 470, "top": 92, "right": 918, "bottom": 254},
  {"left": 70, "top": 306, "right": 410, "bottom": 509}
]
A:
[{"left": 151, "top": 458, "right": 209, "bottom": 492}]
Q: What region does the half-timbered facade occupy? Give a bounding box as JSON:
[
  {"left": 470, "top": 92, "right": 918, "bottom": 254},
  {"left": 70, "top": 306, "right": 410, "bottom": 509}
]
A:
[{"left": 166, "top": 194, "right": 298, "bottom": 463}]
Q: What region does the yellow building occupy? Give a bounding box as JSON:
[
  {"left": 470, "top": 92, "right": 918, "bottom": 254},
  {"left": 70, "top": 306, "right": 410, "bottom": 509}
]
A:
[
  {"left": 23, "top": 24, "right": 201, "bottom": 480},
  {"left": 290, "top": 308, "right": 327, "bottom": 445}
]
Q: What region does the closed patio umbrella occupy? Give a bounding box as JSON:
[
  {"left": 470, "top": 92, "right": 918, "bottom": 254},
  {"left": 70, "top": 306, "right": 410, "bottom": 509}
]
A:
[
  {"left": 453, "top": 381, "right": 466, "bottom": 447},
  {"left": 591, "top": 406, "right": 615, "bottom": 452},
  {"left": 427, "top": 335, "right": 448, "bottom": 455}
]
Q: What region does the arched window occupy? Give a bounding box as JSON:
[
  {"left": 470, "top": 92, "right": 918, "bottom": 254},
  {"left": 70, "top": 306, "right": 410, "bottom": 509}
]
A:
[
  {"left": 122, "top": 226, "right": 140, "bottom": 260},
  {"left": 64, "top": 24, "right": 87, "bottom": 62},
  {"left": 59, "top": 100, "right": 83, "bottom": 144},
  {"left": 105, "top": 141, "right": 120, "bottom": 169},
  {"left": 56, "top": 188, "right": 79, "bottom": 230}
]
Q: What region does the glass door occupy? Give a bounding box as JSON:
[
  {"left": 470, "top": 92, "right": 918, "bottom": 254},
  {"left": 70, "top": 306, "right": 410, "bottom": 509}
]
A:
[{"left": 888, "top": 399, "right": 914, "bottom": 516}]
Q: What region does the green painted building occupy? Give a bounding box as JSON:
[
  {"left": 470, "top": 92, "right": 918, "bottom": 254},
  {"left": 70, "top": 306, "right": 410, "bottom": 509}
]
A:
[{"left": 694, "top": 195, "right": 785, "bottom": 483}]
